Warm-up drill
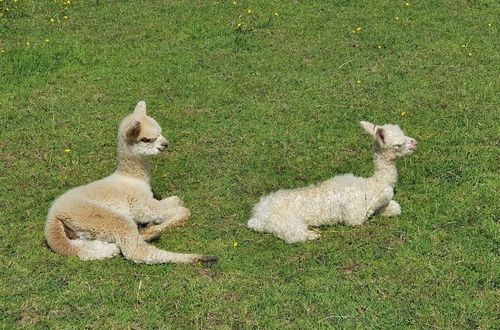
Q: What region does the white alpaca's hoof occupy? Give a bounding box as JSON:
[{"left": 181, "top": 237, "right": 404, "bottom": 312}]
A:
[
  {"left": 307, "top": 230, "right": 321, "bottom": 241},
  {"left": 379, "top": 200, "right": 401, "bottom": 218}
]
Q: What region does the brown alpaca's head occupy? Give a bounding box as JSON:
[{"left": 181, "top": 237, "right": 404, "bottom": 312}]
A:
[{"left": 118, "top": 101, "right": 169, "bottom": 156}]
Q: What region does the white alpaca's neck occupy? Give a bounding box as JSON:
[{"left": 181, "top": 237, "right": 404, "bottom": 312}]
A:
[
  {"left": 369, "top": 151, "right": 397, "bottom": 187},
  {"left": 115, "top": 142, "right": 151, "bottom": 183}
]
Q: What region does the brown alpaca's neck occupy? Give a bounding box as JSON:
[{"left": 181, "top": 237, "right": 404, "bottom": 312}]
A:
[{"left": 115, "top": 142, "right": 151, "bottom": 183}]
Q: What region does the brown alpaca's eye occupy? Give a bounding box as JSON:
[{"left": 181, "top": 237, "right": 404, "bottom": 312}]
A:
[{"left": 140, "top": 138, "right": 152, "bottom": 143}]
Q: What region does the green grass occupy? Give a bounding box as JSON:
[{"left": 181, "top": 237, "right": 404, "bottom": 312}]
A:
[{"left": 0, "top": 0, "right": 498, "bottom": 328}]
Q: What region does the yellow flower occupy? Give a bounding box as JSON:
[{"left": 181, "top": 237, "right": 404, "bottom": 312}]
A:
[
  {"left": 274, "top": 12, "right": 279, "bottom": 16},
  {"left": 64, "top": 148, "right": 71, "bottom": 153},
  {"left": 26, "top": 41, "right": 30, "bottom": 46},
  {"left": 66, "top": 0, "right": 71, "bottom": 4},
  {"left": 57, "top": 19, "right": 61, "bottom": 22},
  {"left": 238, "top": 14, "right": 243, "bottom": 19},
  {"left": 405, "top": 2, "right": 410, "bottom": 6},
  {"left": 351, "top": 30, "right": 356, "bottom": 33},
  {"left": 487, "top": 23, "right": 492, "bottom": 27},
  {"left": 460, "top": 44, "right": 466, "bottom": 48},
  {"left": 233, "top": 241, "right": 238, "bottom": 247},
  {"left": 237, "top": 22, "right": 243, "bottom": 27},
  {"left": 5, "top": 7, "right": 9, "bottom": 11},
  {"left": 44, "top": 39, "right": 50, "bottom": 42},
  {"left": 377, "top": 45, "right": 383, "bottom": 49},
  {"left": 50, "top": 18, "right": 55, "bottom": 22},
  {"left": 63, "top": 15, "right": 68, "bottom": 19},
  {"left": 468, "top": 52, "right": 473, "bottom": 57},
  {"left": 247, "top": 9, "right": 253, "bottom": 14},
  {"left": 356, "top": 80, "right": 362, "bottom": 84},
  {"left": 232, "top": 1, "right": 237, "bottom": 5},
  {"left": 401, "top": 111, "right": 407, "bottom": 116},
  {"left": 0, "top": 50, "right": 5, "bottom": 54},
  {"left": 356, "top": 27, "right": 362, "bottom": 31},
  {"left": 13, "top": 0, "right": 18, "bottom": 2},
  {"left": 395, "top": 16, "right": 400, "bottom": 20}
]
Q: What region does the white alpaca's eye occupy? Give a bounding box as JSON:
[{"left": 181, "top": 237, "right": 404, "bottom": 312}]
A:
[
  {"left": 140, "top": 138, "right": 152, "bottom": 143},
  {"left": 395, "top": 144, "right": 403, "bottom": 148}
]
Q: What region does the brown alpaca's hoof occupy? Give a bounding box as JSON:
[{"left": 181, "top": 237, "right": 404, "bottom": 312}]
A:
[{"left": 196, "top": 255, "right": 219, "bottom": 264}]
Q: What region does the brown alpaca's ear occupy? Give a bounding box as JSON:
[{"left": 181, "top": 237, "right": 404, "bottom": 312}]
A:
[
  {"left": 375, "top": 127, "right": 385, "bottom": 144},
  {"left": 125, "top": 121, "right": 141, "bottom": 145},
  {"left": 134, "top": 101, "right": 147, "bottom": 115}
]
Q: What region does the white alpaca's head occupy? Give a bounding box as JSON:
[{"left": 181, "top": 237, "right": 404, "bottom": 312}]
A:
[
  {"left": 360, "top": 121, "right": 417, "bottom": 159},
  {"left": 118, "top": 101, "right": 169, "bottom": 156}
]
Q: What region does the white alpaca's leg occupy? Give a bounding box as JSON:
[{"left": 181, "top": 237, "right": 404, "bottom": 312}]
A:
[
  {"left": 378, "top": 200, "right": 401, "bottom": 217},
  {"left": 266, "top": 213, "right": 309, "bottom": 243}
]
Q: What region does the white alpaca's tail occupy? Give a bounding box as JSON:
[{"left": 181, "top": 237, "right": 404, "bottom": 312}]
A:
[{"left": 248, "top": 216, "right": 265, "bottom": 232}]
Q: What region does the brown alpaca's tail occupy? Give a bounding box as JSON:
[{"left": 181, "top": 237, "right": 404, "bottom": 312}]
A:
[{"left": 45, "top": 216, "right": 79, "bottom": 256}]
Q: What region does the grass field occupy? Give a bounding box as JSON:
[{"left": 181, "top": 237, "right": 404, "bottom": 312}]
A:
[{"left": 0, "top": 0, "right": 498, "bottom": 328}]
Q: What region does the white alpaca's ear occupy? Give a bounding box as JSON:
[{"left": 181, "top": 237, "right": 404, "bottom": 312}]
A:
[
  {"left": 125, "top": 121, "right": 141, "bottom": 145},
  {"left": 375, "top": 127, "right": 386, "bottom": 144},
  {"left": 360, "top": 121, "right": 377, "bottom": 136},
  {"left": 134, "top": 101, "right": 147, "bottom": 115}
]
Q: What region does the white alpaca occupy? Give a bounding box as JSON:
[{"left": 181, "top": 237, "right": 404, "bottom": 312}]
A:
[
  {"left": 248, "top": 121, "right": 417, "bottom": 243},
  {"left": 45, "top": 101, "right": 217, "bottom": 264}
]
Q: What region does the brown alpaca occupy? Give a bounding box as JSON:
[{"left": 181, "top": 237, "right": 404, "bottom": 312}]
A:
[{"left": 45, "top": 101, "right": 217, "bottom": 264}]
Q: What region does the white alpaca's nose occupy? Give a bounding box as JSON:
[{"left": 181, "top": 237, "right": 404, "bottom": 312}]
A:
[{"left": 410, "top": 139, "right": 417, "bottom": 150}]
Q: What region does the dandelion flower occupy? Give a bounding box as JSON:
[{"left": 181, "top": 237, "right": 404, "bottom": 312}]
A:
[
  {"left": 233, "top": 242, "right": 238, "bottom": 247},
  {"left": 64, "top": 148, "right": 71, "bottom": 153},
  {"left": 377, "top": 45, "right": 383, "bottom": 49},
  {"left": 26, "top": 41, "right": 30, "bottom": 46},
  {"left": 57, "top": 19, "right": 61, "bottom": 22},
  {"left": 232, "top": 1, "right": 237, "bottom": 5},
  {"left": 401, "top": 111, "right": 407, "bottom": 116},
  {"left": 13, "top": 0, "right": 18, "bottom": 2},
  {"left": 405, "top": 2, "right": 410, "bottom": 6},
  {"left": 239, "top": 14, "right": 243, "bottom": 19},
  {"left": 487, "top": 23, "right": 492, "bottom": 27},
  {"left": 395, "top": 16, "right": 400, "bottom": 20},
  {"left": 50, "top": 18, "right": 56, "bottom": 22},
  {"left": 44, "top": 39, "right": 50, "bottom": 42},
  {"left": 237, "top": 22, "right": 243, "bottom": 27},
  {"left": 5, "top": 7, "right": 9, "bottom": 11},
  {"left": 63, "top": 16, "right": 68, "bottom": 19},
  {"left": 356, "top": 27, "right": 362, "bottom": 31},
  {"left": 351, "top": 30, "right": 356, "bottom": 33},
  {"left": 247, "top": 9, "right": 253, "bottom": 14},
  {"left": 274, "top": 12, "right": 279, "bottom": 16},
  {"left": 0, "top": 50, "right": 5, "bottom": 54},
  {"left": 468, "top": 52, "right": 473, "bottom": 57},
  {"left": 460, "top": 44, "right": 466, "bottom": 48},
  {"left": 66, "top": 0, "right": 71, "bottom": 4},
  {"left": 356, "top": 80, "right": 362, "bottom": 84}
]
